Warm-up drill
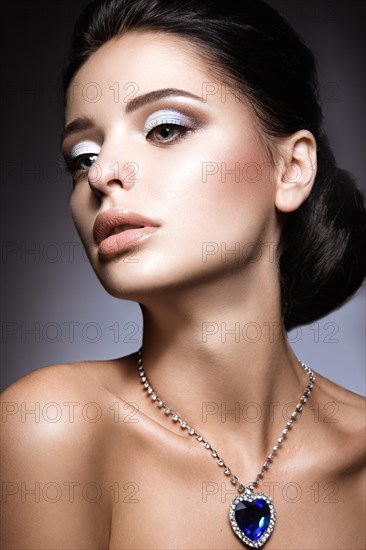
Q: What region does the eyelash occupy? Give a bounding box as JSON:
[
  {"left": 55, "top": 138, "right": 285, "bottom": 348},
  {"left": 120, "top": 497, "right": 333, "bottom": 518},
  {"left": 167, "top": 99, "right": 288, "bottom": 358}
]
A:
[
  {"left": 64, "top": 116, "right": 198, "bottom": 183},
  {"left": 63, "top": 154, "right": 98, "bottom": 184},
  {"left": 65, "top": 153, "right": 98, "bottom": 178},
  {"left": 144, "top": 118, "right": 193, "bottom": 141}
]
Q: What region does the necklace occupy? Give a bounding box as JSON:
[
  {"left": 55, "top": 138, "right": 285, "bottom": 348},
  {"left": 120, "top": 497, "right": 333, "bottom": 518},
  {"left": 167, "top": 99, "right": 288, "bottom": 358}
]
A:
[{"left": 136, "top": 347, "right": 315, "bottom": 548}]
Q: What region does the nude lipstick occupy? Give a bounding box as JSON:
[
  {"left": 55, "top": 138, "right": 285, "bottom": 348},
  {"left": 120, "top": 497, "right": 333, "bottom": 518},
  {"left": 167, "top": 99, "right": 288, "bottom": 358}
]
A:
[{"left": 93, "top": 208, "right": 159, "bottom": 258}]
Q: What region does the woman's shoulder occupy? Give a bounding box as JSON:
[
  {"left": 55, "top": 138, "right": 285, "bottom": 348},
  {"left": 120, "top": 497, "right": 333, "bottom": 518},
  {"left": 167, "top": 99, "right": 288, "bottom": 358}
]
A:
[
  {"left": 0, "top": 359, "right": 124, "bottom": 547},
  {"left": 0, "top": 355, "right": 136, "bottom": 453},
  {"left": 311, "top": 369, "right": 365, "bottom": 470},
  {"left": 1, "top": 354, "right": 134, "bottom": 432},
  {"left": 0, "top": 356, "right": 136, "bottom": 501},
  {"left": 314, "top": 369, "right": 365, "bottom": 426},
  {"left": 1, "top": 358, "right": 108, "bottom": 406},
  {"left": 1, "top": 352, "right": 136, "bottom": 398}
]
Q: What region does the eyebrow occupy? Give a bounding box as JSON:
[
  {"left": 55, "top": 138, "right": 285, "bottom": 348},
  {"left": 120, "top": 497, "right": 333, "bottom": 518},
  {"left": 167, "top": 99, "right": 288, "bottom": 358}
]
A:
[
  {"left": 61, "top": 87, "right": 204, "bottom": 144},
  {"left": 61, "top": 117, "right": 94, "bottom": 146}
]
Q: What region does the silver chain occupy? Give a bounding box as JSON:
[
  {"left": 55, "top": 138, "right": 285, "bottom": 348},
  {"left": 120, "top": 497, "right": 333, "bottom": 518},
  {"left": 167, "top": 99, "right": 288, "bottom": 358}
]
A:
[{"left": 136, "top": 347, "right": 315, "bottom": 493}]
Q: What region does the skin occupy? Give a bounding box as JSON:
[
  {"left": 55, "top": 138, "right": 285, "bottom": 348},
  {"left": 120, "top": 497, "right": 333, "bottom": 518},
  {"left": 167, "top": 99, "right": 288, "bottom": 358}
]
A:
[{"left": 1, "top": 31, "right": 365, "bottom": 550}]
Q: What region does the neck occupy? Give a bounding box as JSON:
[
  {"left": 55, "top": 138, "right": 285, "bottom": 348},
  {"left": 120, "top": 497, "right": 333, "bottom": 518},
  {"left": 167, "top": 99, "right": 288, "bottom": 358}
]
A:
[{"left": 135, "top": 264, "right": 307, "bottom": 466}]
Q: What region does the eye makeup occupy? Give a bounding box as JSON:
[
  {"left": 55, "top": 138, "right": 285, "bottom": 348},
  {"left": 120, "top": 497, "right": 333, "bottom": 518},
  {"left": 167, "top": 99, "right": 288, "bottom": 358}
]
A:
[
  {"left": 143, "top": 108, "right": 201, "bottom": 137},
  {"left": 69, "top": 140, "right": 101, "bottom": 159},
  {"left": 63, "top": 105, "right": 203, "bottom": 179},
  {"left": 63, "top": 140, "right": 101, "bottom": 183}
]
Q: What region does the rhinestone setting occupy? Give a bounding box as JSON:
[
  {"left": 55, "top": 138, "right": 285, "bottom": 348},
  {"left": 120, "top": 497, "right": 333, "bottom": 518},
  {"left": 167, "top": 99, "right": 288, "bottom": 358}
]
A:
[{"left": 229, "top": 491, "right": 276, "bottom": 548}]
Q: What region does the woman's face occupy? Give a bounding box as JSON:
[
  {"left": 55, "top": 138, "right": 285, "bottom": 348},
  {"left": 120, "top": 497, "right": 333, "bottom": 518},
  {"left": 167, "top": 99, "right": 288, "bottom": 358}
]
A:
[{"left": 62, "top": 31, "right": 280, "bottom": 299}]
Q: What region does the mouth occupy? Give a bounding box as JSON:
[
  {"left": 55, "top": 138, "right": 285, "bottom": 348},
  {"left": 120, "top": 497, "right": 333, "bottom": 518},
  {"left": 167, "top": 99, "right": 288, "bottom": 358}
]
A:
[
  {"left": 111, "top": 224, "right": 144, "bottom": 235},
  {"left": 93, "top": 208, "right": 160, "bottom": 245}
]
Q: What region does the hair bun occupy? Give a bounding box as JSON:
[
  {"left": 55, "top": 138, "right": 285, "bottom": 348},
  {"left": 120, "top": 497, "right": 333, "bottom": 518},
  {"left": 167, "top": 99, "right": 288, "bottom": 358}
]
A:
[{"left": 280, "top": 156, "right": 366, "bottom": 331}]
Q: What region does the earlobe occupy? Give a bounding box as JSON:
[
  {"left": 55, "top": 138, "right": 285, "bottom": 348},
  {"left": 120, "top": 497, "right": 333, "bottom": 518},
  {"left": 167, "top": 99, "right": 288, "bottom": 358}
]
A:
[{"left": 275, "top": 130, "right": 317, "bottom": 213}]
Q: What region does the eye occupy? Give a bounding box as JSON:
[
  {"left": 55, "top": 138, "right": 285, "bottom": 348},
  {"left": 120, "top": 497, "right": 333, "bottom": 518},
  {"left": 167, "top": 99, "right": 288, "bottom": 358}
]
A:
[
  {"left": 68, "top": 153, "right": 98, "bottom": 172},
  {"left": 146, "top": 123, "right": 188, "bottom": 143},
  {"left": 63, "top": 140, "right": 101, "bottom": 182},
  {"left": 144, "top": 109, "right": 199, "bottom": 144}
]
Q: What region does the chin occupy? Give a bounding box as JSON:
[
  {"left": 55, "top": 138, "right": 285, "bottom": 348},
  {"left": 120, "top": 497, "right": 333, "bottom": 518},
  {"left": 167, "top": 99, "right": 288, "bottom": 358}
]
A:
[{"left": 93, "top": 269, "right": 168, "bottom": 300}]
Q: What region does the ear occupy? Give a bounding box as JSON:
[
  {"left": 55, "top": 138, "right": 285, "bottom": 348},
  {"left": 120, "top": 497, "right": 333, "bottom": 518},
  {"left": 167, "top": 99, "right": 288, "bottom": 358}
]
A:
[{"left": 275, "top": 130, "right": 317, "bottom": 212}]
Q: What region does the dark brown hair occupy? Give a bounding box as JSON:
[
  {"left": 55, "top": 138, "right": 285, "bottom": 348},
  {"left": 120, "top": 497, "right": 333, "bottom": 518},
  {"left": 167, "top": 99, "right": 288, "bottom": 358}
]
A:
[{"left": 62, "top": 0, "right": 366, "bottom": 331}]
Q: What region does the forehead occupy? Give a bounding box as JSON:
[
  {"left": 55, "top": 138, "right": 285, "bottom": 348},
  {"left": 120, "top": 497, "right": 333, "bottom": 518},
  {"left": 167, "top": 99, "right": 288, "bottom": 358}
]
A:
[{"left": 65, "top": 31, "right": 221, "bottom": 119}]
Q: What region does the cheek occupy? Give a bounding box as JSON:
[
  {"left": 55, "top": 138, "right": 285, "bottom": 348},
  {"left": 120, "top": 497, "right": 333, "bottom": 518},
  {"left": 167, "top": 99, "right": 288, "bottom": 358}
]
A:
[
  {"left": 212, "top": 149, "right": 272, "bottom": 234},
  {"left": 69, "top": 187, "right": 94, "bottom": 244},
  {"left": 156, "top": 135, "right": 275, "bottom": 246}
]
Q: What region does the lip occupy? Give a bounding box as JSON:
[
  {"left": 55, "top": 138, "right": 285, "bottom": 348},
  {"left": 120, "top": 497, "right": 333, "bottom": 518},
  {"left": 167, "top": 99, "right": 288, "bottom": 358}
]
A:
[{"left": 93, "top": 207, "right": 160, "bottom": 257}]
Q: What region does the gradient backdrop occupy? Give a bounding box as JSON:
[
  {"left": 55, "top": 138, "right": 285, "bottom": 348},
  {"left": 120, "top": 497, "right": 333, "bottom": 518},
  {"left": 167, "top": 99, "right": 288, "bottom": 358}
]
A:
[{"left": 1, "top": 0, "right": 365, "bottom": 395}]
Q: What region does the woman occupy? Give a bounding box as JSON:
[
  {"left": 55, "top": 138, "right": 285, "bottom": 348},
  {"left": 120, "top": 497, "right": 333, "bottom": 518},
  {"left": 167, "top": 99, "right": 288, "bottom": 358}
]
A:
[{"left": 1, "top": 0, "right": 365, "bottom": 548}]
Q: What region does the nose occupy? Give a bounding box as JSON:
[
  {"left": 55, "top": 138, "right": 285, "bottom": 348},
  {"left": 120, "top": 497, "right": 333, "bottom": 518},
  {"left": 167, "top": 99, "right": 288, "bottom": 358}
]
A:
[{"left": 87, "top": 152, "right": 139, "bottom": 199}]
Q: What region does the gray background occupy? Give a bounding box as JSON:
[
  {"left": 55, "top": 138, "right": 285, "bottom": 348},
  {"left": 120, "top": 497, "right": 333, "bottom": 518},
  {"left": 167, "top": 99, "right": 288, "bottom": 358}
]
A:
[{"left": 1, "top": 1, "right": 365, "bottom": 395}]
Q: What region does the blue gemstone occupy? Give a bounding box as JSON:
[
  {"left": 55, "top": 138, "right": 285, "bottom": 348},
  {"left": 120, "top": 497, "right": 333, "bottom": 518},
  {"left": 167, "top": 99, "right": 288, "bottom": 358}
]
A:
[{"left": 234, "top": 498, "right": 271, "bottom": 541}]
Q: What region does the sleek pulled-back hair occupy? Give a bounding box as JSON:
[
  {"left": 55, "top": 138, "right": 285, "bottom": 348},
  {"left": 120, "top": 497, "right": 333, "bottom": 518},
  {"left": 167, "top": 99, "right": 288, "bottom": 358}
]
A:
[{"left": 62, "top": 0, "right": 366, "bottom": 331}]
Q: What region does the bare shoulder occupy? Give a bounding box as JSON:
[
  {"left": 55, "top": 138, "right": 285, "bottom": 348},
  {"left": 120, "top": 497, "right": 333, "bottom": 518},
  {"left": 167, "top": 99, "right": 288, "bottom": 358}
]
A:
[
  {"left": 0, "top": 359, "right": 114, "bottom": 479},
  {"left": 2, "top": 356, "right": 113, "bottom": 395},
  {"left": 0, "top": 358, "right": 125, "bottom": 549},
  {"left": 311, "top": 370, "right": 365, "bottom": 471},
  {"left": 0, "top": 353, "right": 138, "bottom": 447},
  {"left": 314, "top": 369, "right": 365, "bottom": 427}
]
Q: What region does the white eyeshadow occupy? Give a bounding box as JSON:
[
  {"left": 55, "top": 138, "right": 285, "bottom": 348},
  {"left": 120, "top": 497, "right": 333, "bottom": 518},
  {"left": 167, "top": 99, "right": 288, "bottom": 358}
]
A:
[
  {"left": 70, "top": 141, "right": 101, "bottom": 159},
  {"left": 144, "top": 109, "right": 192, "bottom": 132}
]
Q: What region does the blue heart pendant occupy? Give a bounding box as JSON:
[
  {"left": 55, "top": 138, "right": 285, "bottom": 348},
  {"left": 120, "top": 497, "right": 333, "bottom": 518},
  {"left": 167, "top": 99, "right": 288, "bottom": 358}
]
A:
[{"left": 229, "top": 489, "right": 276, "bottom": 547}]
